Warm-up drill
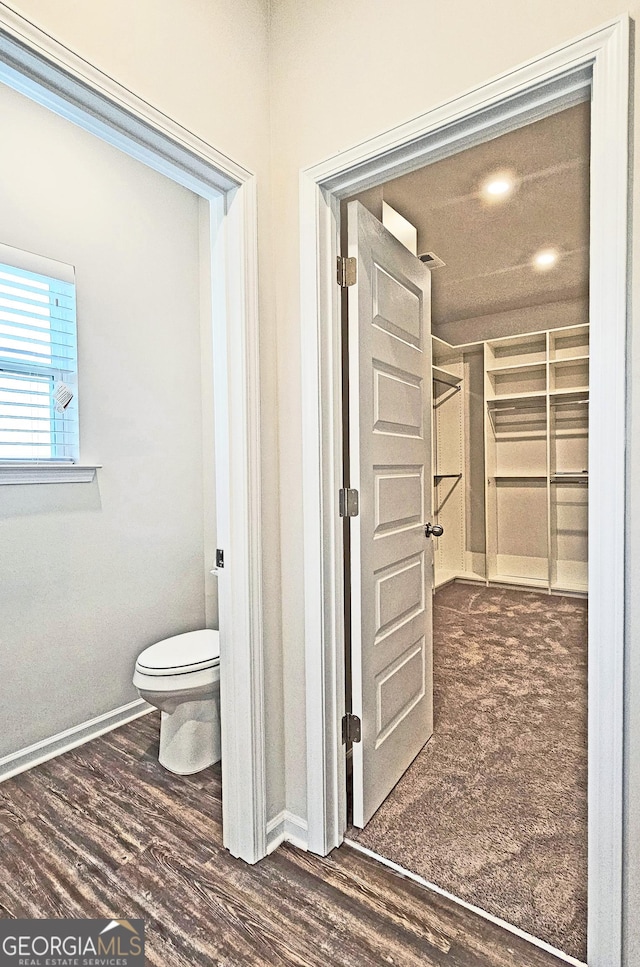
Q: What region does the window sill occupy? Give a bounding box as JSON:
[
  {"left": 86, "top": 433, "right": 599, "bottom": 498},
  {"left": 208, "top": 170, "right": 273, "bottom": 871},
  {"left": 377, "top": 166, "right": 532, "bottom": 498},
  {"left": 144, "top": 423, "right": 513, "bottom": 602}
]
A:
[{"left": 0, "top": 464, "right": 101, "bottom": 485}]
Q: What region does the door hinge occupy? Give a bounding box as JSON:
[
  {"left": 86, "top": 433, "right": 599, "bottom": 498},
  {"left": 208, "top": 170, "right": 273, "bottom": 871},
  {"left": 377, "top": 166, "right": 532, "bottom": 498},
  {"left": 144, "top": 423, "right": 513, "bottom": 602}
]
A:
[
  {"left": 342, "top": 713, "right": 361, "bottom": 744},
  {"left": 339, "top": 487, "right": 359, "bottom": 517},
  {"left": 337, "top": 256, "right": 357, "bottom": 287}
]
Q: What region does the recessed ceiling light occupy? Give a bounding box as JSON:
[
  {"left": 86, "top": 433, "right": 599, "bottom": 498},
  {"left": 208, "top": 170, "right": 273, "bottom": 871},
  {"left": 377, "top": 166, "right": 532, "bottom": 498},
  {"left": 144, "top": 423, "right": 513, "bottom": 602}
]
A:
[
  {"left": 481, "top": 172, "right": 515, "bottom": 201},
  {"left": 533, "top": 248, "right": 560, "bottom": 270}
]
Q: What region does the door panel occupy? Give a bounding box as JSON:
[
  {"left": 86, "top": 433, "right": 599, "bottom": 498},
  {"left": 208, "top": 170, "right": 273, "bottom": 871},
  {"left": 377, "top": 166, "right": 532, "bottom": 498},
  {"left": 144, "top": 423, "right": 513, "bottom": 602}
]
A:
[
  {"left": 348, "top": 200, "right": 434, "bottom": 828},
  {"left": 375, "top": 553, "right": 425, "bottom": 639}
]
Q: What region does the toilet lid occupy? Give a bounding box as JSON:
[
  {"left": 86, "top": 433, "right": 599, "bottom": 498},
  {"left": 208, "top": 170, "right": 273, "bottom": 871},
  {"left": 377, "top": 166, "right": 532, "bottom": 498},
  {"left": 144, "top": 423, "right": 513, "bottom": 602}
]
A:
[{"left": 136, "top": 629, "right": 220, "bottom": 676}]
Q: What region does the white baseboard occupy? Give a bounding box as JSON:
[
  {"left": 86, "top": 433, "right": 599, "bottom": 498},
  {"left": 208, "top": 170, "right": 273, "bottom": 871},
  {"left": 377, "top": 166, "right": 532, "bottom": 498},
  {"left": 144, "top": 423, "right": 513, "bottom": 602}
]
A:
[
  {"left": 434, "top": 571, "right": 487, "bottom": 591},
  {"left": 266, "top": 810, "right": 309, "bottom": 853},
  {"left": 0, "top": 699, "right": 153, "bottom": 783}
]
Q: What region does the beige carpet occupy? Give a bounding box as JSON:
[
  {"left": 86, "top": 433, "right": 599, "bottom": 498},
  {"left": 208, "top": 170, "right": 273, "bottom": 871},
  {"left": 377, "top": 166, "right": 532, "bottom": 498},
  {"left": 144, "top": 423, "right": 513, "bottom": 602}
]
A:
[{"left": 347, "top": 582, "right": 588, "bottom": 961}]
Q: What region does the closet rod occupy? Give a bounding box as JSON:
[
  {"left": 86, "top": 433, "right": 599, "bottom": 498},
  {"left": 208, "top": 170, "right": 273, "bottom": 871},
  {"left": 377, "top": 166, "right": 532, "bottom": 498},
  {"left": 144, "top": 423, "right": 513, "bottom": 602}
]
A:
[
  {"left": 550, "top": 398, "right": 589, "bottom": 407},
  {"left": 433, "top": 375, "right": 461, "bottom": 390}
]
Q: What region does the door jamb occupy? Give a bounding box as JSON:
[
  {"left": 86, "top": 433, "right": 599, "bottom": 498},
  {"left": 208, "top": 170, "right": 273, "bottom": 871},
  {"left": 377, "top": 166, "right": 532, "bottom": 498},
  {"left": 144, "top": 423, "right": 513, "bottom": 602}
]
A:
[
  {"left": 0, "top": 8, "right": 267, "bottom": 863},
  {"left": 300, "top": 17, "right": 629, "bottom": 961}
]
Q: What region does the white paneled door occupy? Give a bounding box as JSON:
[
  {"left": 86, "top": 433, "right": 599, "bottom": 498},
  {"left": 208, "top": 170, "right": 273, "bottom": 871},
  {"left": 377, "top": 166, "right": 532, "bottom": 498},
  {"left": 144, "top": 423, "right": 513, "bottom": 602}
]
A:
[{"left": 347, "top": 201, "right": 435, "bottom": 828}]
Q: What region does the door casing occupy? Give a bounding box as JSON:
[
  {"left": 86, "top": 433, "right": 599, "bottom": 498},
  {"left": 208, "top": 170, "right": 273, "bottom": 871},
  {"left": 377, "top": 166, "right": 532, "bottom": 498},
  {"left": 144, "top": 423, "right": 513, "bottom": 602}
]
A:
[{"left": 300, "top": 17, "right": 629, "bottom": 964}]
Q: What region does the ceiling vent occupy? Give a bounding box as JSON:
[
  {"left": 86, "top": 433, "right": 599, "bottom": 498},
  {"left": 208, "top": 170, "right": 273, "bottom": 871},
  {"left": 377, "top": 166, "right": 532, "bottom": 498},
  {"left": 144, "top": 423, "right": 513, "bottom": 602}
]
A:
[{"left": 418, "top": 251, "right": 446, "bottom": 269}]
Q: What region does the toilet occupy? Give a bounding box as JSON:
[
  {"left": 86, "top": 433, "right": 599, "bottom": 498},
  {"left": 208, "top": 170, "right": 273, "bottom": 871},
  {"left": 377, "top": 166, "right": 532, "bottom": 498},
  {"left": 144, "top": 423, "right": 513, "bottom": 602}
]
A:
[{"left": 133, "top": 629, "right": 220, "bottom": 775}]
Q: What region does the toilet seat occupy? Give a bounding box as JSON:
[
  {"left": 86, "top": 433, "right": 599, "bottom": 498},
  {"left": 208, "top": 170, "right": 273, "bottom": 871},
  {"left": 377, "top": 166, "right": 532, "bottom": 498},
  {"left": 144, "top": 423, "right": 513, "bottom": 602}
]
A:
[{"left": 135, "top": 629, "right": 220, "bottom": 677}]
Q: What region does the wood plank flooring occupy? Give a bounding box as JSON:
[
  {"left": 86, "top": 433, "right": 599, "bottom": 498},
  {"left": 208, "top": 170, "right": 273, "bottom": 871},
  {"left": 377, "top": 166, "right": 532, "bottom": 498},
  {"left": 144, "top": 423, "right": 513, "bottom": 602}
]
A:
[{"left": 0, "top": 713, "right": 569, "bottom": 966}]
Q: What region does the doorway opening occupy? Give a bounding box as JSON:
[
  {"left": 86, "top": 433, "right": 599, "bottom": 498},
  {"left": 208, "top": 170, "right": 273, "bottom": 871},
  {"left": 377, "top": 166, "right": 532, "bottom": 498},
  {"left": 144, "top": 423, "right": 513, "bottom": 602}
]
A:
[
  {"left": 0, "top": 8, "right": 266, "bottom": 865},
  {"left": 300, "top": 18, "right": 627, "bottom": 967},
  {"left": 341, "top": 100, "right": 590, "bottom": 962}
]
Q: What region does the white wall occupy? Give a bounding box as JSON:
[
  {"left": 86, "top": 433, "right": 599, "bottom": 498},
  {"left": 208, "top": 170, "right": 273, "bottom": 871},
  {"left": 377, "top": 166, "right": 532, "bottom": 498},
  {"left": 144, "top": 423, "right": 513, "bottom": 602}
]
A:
[
  {"left": 268, "top": 2, "right": 640, "bottom": 961},
  {"left": 0, "top": 80, "right": 205, "bottom": 752},
  {"left": 0, "top": 0, "right": 285, "bottom": 822}
]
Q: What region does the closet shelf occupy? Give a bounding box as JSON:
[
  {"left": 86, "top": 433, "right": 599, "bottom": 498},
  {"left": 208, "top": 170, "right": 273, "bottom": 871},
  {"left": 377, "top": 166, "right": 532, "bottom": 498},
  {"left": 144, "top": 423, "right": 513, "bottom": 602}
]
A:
[
  {"left": 432, "top": 366, "right": 462, "bottom": 388},
  {"left": 550, "top": 354, "right": 589, "bottom": 364},
  {"left": 486, "top": 391, "right": 547, "bottom": 404},
  {"left": 550, "top": 389, "right": 589, "bottom": 401},
  {"left": 434, "top": 472, "right": 462, "bottom": 479},
  {"left": 492, "top": 474, "right": 547, "bottom": 480},
  {"left": 486, "top": 361, "right": 546, "bottom": 376}
]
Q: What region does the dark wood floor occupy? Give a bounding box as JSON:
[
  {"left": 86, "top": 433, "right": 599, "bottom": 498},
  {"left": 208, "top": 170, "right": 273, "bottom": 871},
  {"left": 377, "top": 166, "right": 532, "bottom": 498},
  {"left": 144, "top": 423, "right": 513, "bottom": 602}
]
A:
[{"left": 0, "top": 713, "right": 568, "bottom": 966}]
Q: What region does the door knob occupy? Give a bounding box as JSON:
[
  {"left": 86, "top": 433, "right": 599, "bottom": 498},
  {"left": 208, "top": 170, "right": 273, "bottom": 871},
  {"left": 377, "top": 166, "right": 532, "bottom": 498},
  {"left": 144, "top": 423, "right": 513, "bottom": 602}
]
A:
[{"left": 424, "top": 522, "right": 444, "bottom": 538}]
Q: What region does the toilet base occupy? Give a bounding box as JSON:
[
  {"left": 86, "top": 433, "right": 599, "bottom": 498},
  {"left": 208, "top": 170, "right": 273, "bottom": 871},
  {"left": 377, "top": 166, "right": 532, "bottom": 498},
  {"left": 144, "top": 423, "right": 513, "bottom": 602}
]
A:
[{"left": 158, "top": 694, "right": 221, "bottom": 775}]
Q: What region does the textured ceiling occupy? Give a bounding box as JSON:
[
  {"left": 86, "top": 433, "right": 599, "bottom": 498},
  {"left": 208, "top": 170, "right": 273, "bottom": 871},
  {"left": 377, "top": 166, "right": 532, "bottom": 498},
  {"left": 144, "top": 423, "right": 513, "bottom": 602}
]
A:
[{"left": 379, "top": 102, "right": 590, "bottom": 327}]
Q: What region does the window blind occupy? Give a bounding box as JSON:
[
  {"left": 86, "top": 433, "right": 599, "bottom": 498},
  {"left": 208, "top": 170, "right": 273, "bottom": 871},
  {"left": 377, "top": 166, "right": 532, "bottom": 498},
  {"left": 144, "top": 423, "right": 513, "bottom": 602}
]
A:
[{"left": 0, "top": 251, "right": 78, "bottom": 462}]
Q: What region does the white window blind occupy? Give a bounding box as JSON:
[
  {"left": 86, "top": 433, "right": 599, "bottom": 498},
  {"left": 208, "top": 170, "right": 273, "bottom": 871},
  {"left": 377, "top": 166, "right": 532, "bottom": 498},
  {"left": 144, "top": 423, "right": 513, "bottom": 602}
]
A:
[{"left": 0, "top": 244, "right": 78, "bottom": 463}]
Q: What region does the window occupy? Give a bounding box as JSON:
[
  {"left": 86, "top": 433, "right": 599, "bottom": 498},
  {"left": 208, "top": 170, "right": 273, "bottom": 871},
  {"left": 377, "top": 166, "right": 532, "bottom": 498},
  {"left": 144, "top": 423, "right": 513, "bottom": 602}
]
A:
[{"left": 0, "top": 243, "right": 78, "bottom": 464}]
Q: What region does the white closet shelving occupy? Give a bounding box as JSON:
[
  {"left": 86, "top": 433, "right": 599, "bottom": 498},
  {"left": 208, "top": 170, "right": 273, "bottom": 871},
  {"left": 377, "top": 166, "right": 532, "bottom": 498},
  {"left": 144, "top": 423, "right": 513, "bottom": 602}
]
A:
[
  {"left": 484, "top": 324, "right": 589, "bottom": 593},
  {"left": 432, "top": 337, "right": 465, "bottom": 589},
  {"left": 431, "top": 323, "right": 589, "bottom": 595}
]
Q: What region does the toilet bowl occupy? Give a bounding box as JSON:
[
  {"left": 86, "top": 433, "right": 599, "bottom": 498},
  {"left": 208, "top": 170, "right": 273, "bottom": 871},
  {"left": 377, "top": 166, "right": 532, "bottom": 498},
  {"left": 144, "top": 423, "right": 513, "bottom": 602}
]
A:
[{"left": 133, "top": 629, "right": 220, "bottom": 775}]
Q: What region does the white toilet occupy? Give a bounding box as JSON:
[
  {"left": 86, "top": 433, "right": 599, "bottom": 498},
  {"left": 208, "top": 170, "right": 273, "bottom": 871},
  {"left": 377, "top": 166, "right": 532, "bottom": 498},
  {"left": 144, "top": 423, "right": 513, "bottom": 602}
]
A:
[{"left": 133, "top": 629, "right": 221, "bottom": 775}]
